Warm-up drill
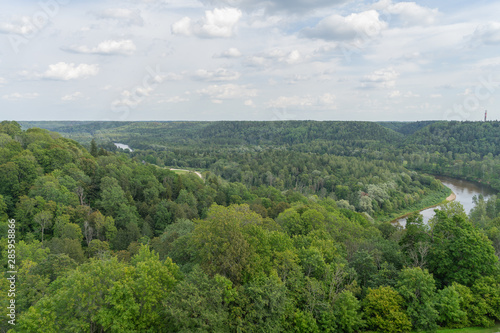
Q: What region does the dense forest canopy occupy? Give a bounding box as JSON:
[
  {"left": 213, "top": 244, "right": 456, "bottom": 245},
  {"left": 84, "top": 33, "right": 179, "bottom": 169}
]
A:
[{"left": 1, "top": 120, "right": 499, "bottom": 332}]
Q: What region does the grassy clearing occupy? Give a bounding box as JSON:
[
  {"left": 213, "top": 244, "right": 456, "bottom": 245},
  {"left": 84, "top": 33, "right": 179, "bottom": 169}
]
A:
[
  {"left": 363, "top": 324, "right": 500, "bottom": 333},
  {"left": 436, "top": 324, "right": 500, "bottom": 333},
  {"left": 169, "top": 169, "right": 190, "bottom": 175}
]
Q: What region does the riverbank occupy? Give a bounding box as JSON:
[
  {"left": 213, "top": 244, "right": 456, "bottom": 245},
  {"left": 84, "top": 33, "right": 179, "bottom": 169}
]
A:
[
  {"left": 446, "top": 192, "right": 457, "bottom": 202},
  {"left": 377, "top": 186, "right": 453, "bottom": 223},
  {"left": 386, "top": 187, "right": 455, "bottom": 224}
]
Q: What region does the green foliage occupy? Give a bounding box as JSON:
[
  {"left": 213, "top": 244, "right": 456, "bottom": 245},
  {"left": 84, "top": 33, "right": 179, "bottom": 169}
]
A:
[
  {"left": 7, "top": 121, "right": 500, "bottom": 332},
  {"left": 18, "top": 252, "right": 179, "bottom": 332},
  {"left": 363, "top": 286, "right": 411, "bottom": 333},
  {"left": 332, "top": 290, "right": 365, "bottom": 333},
  {"left": 164, "top": 267, "right": 233, "bottom": 332},
  {"left": 396, "top": 267, "right": 439, "bottom": 332},
  {"left": 436, "top": 284, "right": 468, "bottom": 328},
  {"left": 191, "top": 204, "right": 262, "bottom": 284},
  {"left": 429, "top": 210, "right": 498, "bottom": 287}
]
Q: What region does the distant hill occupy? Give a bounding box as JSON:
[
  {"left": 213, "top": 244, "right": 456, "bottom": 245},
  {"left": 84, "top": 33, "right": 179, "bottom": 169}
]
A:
[
  {"left": 377, "top": 121, "right": 440, "bottom": 135},
  {"left": 20, "top": 120, "right": 404, "bottom": 148},
  {"left": 404, "top": 121, "right": 500, "bottom": 156}
]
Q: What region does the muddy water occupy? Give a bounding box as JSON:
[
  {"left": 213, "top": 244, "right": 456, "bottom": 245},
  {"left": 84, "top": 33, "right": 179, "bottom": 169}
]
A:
[{"left": 396, "top": 175, "right": 497, "bottom": 226}]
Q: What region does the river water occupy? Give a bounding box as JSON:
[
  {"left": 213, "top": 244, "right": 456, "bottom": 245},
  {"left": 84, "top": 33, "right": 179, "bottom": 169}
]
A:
[
  {"left": 396, "top": 175, "right": 497, "bottom": 226},
  {"left": 114, "top": 143, "right": 133, "bottom": 152}
]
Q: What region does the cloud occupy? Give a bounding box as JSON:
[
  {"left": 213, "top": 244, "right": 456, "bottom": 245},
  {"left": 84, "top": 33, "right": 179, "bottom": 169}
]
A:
[
  {"left": 301, "top": 10, "right": 387, "bottom": 41},
  {"left": 42, "top": 62, "right": 99, "bottom": 80},
  {"left": 2, "top": 92, "right": 39, "bottom": 101},
  {"left": 112, "top": 86, "right": 154, "bottom": 108},
  {"left": 214, "top": 47, "right": 242, "bottom": 58},
  {"left": 199, "top": 0, "right": 347, "bottom": 14},
  {"left": 66, "top": 40, "right": 136, "bottom": 55},
  {"left": 197, "top": 84, "right": 257, "bottom": 103},
  {"left": 0, "top": 16, "right": 38, "bottom": 35},
  {"left": 163, "top": 73, "right": 184, "bottom": 80},
  {"left": 0, "top": 77, "right": 6, "bottom": 86},
  {"left": 61, "top": 92, "right": 83, "bottom": 101},
  {"left": 373, "top": 1, "right": 439, "bottom": 26},
  {"left": 244, "top": 99, "right": 255, "bottom": 107},
  {"left": 94, "top": 8, "right": 144, "bottom": 26},
  {"left": 158, "top": 96, "right": 189, "bottom": 103},
  {"left": 472, "top": 22, "right": 500, "bottom": 45},
  {"left": 267, "top": 93, "right": 336, "bottom": 108},
  {"left": 172, "top": 8, "right": 242, "bottom": 38},
  {"left": 245, "top": 49, "right": 303, "bottom": 67},
  {"left": 361, "top": 67, "right": 399, "bottom": 88},
  {"left": 388, "top": 90, "right": 419, "bottom": 98},
  {"left": 194, "top": 68, "right": 241, "bottom": 81}
]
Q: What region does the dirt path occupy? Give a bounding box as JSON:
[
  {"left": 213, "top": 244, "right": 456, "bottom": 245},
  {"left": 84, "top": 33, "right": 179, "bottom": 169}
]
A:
[{"left": 169, "top": 168, "right": 203, "bottom": 179}]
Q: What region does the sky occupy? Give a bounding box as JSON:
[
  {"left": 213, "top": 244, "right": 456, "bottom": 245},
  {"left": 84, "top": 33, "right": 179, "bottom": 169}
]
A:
[{"left": 1, "top": 0, "right": 500, "bottom": 121}]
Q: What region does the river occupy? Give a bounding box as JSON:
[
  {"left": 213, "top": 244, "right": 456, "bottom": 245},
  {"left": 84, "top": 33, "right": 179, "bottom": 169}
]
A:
[
  {"left": 114, "top": 143, "right": 133, "bottom": 152},
  {"left": 396, "top": 175, "right": 497, "bottom": 226}
]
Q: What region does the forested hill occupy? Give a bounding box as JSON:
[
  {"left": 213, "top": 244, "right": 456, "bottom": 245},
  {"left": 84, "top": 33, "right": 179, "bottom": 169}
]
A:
[
  {"left": 377, "top": 121, "right": 439, "bottom": 135},
  {"left": 21, "top": 121, "right": 404, "bottom": 147},
  {"left": 404, "top": 121, "right": 500, "bottom": 156},
  {"left": 21, "top": 120, "right": 500, "bottom": 192},
  {"left": 197, "top": 121, "right": 403, "bottom": 146},
  {"left": 2, "top": 120, "right": 499, "bottom": 332},
  {"left": 2, "top": 121, "right": 500, "bottom": 332}
]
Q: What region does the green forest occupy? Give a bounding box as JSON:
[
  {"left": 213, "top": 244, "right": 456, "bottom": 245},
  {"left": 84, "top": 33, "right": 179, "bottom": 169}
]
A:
[{"left": 1, "top": 120, "right": 499, "bottom": 332}]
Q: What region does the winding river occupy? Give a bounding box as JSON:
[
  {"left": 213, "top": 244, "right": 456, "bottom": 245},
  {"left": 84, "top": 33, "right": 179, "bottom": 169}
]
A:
[{"left": 396, "top": 175, "right": 497, "bottom": 226}]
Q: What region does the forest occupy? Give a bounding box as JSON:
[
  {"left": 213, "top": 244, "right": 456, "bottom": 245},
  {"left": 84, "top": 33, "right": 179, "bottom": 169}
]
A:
[{"left": 0, "top": 120, "right": 499, "bottom": 332}]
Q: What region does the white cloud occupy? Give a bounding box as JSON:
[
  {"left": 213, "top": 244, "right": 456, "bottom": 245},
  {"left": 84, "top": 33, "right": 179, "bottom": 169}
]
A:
[
  {"left": 0, "top": 16, "right": 38, "bottom": 35},
  {"left": 67, "top": 40, "right": 136, "bottom": 55},
  {"left": 42, "top": 62, "right": 99, "bottom": 81},
  {"left": 61, "top": 92, "right": 83, "bottom": 101},
  {"left": 245, "top": 49, "right": 303, "bottom": 67},
  {"left": 388, "top": 90, "right": 419, "bottom": 98},
  {"left": 194, "top": 68, "right": 241, "bottom": 81},
  {"left": 2, "top": 92, "right": 39, "bottom": 101},
  {"left": 0, "top": 77, "right": 6, "bottom": 86},
  {"left": 285, "top": 50, "right": 302, "bottom": 64},
  {"left": 158, "top": 96, "right": 189, "bottom": 103},
  {"left": 244, "top": 99, "right": 255, "bottom": 107},
  {"left": 163, "top": 73, "right": 184, "bottom": 80},
  {"left": 94, "top": 8, "right": 144, "bottom": 26},
  {"left": 171, "top": 17, "right": 192, "bottom": 35},
  {"left": 197, "top": 83, "right": 257, "bottom": 103},
  {"left": 112, "top": 86, "right": 154, "bottom": 108},
  {"left": 388, "top": 90, "right": 401, "bottom": 98},
  {"left": 214, "top": 47, "right": 242, "bottom": 58},
  {"left": 472, "top": 22, "right": 500, "bottom": 45},
  {"left": 267, "top": 93, "right": 336, "bottom": 108},
  {"left": 246, "top": 56, "right": 267, "bottom": 67},
  {"left": 199, "top": 0, "right": 346, "bottom": 14},
  {"left": 172, "top": 8, "right": 242, "bottom": 38},
  {"left": 301, "top": 10, "right": 387, "bottom": 41},
  {"left": 361, "top": 68, "right": 399, "bottom": 88},
  {"left": 373, "top": 1, "right": 439, "bottom": 26}
]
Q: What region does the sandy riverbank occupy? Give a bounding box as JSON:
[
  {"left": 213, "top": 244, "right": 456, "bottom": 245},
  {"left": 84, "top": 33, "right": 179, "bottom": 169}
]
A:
[
  {"left": 389, "top": 190, "right": 456, "bottom": 223},
  {"left": 445, "top": 192, "right": 456, "bottom": 202}
]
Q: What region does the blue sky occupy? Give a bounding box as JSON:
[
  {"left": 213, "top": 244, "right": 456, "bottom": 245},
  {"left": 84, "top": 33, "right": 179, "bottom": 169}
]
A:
[{"left": 1, "top": 0, "right": 500, "bottom": 121}]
